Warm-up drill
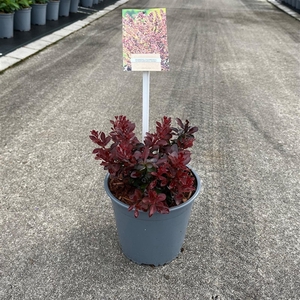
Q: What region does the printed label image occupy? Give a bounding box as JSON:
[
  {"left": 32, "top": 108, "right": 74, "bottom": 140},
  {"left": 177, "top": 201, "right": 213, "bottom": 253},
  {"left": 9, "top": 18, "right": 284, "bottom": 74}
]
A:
[{"left": 122, "top": 8, "right": 169, "bottom": 71}]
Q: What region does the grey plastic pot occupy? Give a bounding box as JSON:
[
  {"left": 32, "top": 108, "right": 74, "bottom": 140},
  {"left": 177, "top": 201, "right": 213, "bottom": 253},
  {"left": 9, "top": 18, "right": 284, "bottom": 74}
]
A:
[
  {"left": 290, "top": 0, "right": 295, "bottom": 8},
  {"left": 69, "top": 0, "right": 79, "bottom": 13},
  {"left": 46, "top": 0, "right": 60, "bottom": 21},
  {"left": 81, "top": 0, "right": 93, "bottom": 8},
  {"left": 104, "top": 167, "right": 201, "bottom": 266},
  {"left": 31, "top": 3, "right": 47, "bottom": 25},
  {"left": 59, "top": 0, "right": 71, "bottom": 17},
  {"left": 0, "top": 13, "right": 14, "bottom": 39},
  {"left": 14, "top": 7, "right": 32, "bottom": 31}
]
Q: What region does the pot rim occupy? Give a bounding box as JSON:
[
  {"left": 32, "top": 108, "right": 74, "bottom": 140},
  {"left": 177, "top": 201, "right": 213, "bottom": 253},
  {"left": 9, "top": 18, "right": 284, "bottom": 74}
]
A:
[
  {"left": 0, "top": 12, "right": 15, "bottom": 15},
  {"left": 15, "top": 7, "right": 32, "bottom": 11},
  {"left": 104, "top": 165, "right": 201, "bottom": 213}
]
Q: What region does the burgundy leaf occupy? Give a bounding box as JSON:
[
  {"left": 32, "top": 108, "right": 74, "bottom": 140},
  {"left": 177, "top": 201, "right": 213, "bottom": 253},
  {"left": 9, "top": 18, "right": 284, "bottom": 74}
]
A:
[{"left": 89, "top": 115, "right": 197, "bottom": 217}]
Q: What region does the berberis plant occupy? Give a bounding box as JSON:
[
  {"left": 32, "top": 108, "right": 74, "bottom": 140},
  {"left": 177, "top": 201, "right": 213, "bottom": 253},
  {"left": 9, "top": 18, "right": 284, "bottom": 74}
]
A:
[{"left": 90, "top": 116, "right": 198, "bottom": 218}]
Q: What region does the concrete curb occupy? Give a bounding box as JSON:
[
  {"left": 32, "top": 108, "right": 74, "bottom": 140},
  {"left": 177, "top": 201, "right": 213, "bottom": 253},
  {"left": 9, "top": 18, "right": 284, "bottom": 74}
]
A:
[
  {"left": 0, "top": 0, "right": 128, "bottom": 73},
  {"left": 268, "top": 0, "right": 300, "bottom": 21}
]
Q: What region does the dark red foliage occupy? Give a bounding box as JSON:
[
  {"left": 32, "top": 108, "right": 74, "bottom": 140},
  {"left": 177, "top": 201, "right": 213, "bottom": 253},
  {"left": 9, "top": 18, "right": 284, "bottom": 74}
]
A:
[{"left": 90, "top": 116, "right": 198, "bottom": 217}]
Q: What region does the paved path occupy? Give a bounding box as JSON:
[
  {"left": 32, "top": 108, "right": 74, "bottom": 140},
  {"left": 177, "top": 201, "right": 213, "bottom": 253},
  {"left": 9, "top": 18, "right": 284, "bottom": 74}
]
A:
[{"left": 1, "top": 0, "right": 300, "bottom": 299}]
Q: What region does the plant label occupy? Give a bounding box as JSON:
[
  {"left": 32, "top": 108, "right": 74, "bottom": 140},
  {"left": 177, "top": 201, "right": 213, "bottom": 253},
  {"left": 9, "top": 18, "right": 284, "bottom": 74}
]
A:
[{"left": 122, "top": 8, "right": 170, "bottom": 71}]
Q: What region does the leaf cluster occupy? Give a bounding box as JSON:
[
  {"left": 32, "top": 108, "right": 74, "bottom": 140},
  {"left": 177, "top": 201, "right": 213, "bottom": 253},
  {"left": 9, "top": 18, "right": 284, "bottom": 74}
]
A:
[
  {"left": 32, "top": 0, "right": 48, "bottom": 4},
  {"left": 16, "top": 0, "right": 32, "bottom": 8},
  {"left": 0, "top": 0, "right": 19, "bottom": 13},
  {"left": 90, "top": 116, "right": 198, "bottom": 218}
]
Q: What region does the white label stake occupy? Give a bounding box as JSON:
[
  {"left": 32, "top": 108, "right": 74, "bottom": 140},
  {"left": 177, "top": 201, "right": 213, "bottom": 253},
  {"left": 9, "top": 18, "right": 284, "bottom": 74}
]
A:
[{"left": 142, "top": 71, "right": 150, "bottom": 140}]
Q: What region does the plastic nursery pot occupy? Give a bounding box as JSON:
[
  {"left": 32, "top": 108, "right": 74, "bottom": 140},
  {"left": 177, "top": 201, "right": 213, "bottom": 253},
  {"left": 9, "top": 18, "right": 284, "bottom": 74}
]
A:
[
  {"left": 59, "top": 0, "right": 71, "bottom": 17},
  {"left": 80, "top": 0, "right": 93, "bottom": 8},
  {"left": 46, "top": 1, "right": 60, "bottom": 21},
  {"left": 69, "top": 0, "right": 79, "bottom": 13},
  {"left": 31, "top": 3, "right": 48, "bottom": 25},
  {"left": 0, "top": 13, "right": 14, "bottom": 39},
  {"left": 104, "top": 167, "right": 201, "bottom": 266},
  {"left": 14, "top": 7, "right": 32, "bottom": 32}
]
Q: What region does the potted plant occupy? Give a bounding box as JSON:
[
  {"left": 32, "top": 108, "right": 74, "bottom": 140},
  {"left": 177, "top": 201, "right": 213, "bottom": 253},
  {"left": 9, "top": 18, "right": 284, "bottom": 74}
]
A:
[
  {"left": 31, "top": 0, "right": 48, "bottom": 25},
  {"left": 0, "top": 0, "right": 19, "bottom": 38},
  {"left": 14, "top": 0, "right": 32, "bottom": 31},
  {"left": 90, "top": 115, "right": 201, "bottom": 266},
  {"left": 46, "top": 0, "right": 59, "bottom": 21}
]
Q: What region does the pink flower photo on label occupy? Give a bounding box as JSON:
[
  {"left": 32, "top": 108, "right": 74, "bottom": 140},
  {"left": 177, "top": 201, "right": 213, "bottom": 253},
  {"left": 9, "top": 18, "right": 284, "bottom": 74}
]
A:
[{"left": 122, "top": 8, "right": 170, "bottom": 71}]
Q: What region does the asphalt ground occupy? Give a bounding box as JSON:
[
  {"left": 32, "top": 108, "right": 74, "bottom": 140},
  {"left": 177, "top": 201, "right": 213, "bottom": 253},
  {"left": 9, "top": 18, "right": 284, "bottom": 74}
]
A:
[{"left": 1, "top": 0, "right": 300, "bottom": 299}]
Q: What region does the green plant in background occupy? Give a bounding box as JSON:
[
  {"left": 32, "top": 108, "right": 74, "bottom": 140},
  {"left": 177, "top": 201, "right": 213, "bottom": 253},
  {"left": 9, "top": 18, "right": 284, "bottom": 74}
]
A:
[
  {"left": 32, "top": 0, "right": 48, "bottom": 4},
  {"left": 0, "top": 0, "right": 19, "bottom": 13},
  {"left": 16, "top": 0, "right": 32, "bottom": 8}
]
